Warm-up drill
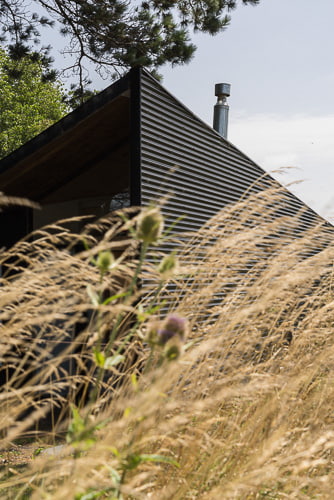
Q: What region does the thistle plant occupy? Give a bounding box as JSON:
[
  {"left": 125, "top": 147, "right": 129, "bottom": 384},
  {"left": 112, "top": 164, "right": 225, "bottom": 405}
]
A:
[
  {"left": 158, "top": 251, "right": 179, "bottom": 280},
  {"left": 135, "top": 206, "right": 164, "bottom": 245},
  {"left": 65, "top": 205, "right": 183, "bottom": 491},
  {"left": 146, "top": 314, "right": 188, "bottom": 362},
  {"left": 3, "top": 189, "right": 334, "bottom": 499},
  {"left": 96, "top": 250, "right": 115, "bottom": 275}
]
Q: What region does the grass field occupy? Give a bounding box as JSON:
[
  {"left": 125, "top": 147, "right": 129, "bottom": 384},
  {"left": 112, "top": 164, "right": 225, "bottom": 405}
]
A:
[{"left": 1, "top": 189, "right": 334, "bottom": 499}]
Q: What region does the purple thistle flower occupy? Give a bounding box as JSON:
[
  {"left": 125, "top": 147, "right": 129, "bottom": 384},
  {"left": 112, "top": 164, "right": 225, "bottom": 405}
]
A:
[
  {"left": 157, "top": 314, "right": 188, "bottom": 346},
  {"left": 157, "top": 328, "right": 176, "bottom": 345}
]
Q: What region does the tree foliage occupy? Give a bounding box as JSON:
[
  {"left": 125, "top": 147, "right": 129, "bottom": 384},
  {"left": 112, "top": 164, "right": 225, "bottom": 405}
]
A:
[
  {"left": 0, "top": 47, "right": 68, "bottom": 159},
  {"left": 0, "top": 0, "right": 260, "bottom": 93}
]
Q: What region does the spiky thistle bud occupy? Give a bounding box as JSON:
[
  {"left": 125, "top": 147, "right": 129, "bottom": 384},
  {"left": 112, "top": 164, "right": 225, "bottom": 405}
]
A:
[
  {"left": 164, "top": 335, "right": 183, "bottom": 361},
  {"left": 145, "top": 319, "right": 159, "bottom": 346},
  {"left": 158, "top": 252, "right": 179, "bottom": 280},
  {"left": 97, "top": 250, "right": 115, "bottom": 274},
  {"left": 136, "top": 207, "right": 164, "bottom": 244}
]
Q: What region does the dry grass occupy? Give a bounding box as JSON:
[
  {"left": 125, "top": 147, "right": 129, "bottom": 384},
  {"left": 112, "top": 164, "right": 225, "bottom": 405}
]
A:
[{"left": 1, "top": 188, "right": 334, "bottom": 499}]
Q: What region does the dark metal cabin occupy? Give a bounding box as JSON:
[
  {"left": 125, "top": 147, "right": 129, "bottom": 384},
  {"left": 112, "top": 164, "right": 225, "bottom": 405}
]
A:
[
  {"left": 1, "top": 67, "right": 333, "bottom": 428},
  {"left": 0, "top": 67, "right": 327, "bottom": 249}
]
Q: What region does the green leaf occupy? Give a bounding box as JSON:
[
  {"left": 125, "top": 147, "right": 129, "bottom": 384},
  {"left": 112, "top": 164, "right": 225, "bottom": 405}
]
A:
[
  {"left": 103, "top": 291, "right": 129, "bottom": 305},
  {"left": 67, "top": 406, "right": 85, "bottom": 444},
  {"left": 0, "top": 48, "right": 68, "bottom": 159},
  {"left": 130, "top": 373, "right": 138, "bottom": 390},
  {"left": 107, "top": 465, "right": 121, "bottom": 485},
  {"left": 184, "top": 340, "right": 196, "bottom": 351},
  {"left": 123, "top": 453, "right": 142, "bottom": 470},
  {"left": 87, "top": 284, "right": 100, "bottom": 306},
  {"left": 104, "top": 354, "right": 125, "bottom": 369},
  {"left": 110, "top": 447, "right": 120, "bottom": 457},
  {"left": 123, "top": 407, "right": 132, "bottom": 418},
  {"left": 75, "top": 489, "right": 112, "bottom": 500},
  {"left": 139, "top": 454, "right": 180, "bottom": 468},
  {"left": 93, "top": 348, "right": 105, "bottom": 367},
  {"left": 66, "top": 405, "right": 97, "bottom": 449},
  {"left": 32, "top": 447, "right": 45, "bottom": 457},
  {"left": 136, "top": 301, "right": 166, "bottom": 322},
  {"left": 75, "top": 491, "right": 100, "bottom": 500},
  {"left": 123, "top": 453, "right": 179, "bottom": 471}
]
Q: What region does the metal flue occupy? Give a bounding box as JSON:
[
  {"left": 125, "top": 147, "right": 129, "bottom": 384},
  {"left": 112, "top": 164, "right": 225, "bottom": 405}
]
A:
[{"left": 213, "top": 83, "right": 231, "bottom": 139}]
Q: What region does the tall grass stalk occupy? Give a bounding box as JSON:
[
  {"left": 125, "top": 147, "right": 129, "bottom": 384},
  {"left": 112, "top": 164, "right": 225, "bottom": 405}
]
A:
[{"left": 0, "top": 189, "right": 334, "bottom": 499}]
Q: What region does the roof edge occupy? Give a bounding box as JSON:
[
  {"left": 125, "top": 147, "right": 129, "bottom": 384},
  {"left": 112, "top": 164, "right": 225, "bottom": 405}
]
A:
[{"left": 0, "top": 68, "right": 135, "bottom": 175}]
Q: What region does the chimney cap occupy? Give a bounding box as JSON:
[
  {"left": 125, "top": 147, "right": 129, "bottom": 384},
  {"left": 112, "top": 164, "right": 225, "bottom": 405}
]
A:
[{"left": 215, "top": 83, "right": 231, "bottom": 98}]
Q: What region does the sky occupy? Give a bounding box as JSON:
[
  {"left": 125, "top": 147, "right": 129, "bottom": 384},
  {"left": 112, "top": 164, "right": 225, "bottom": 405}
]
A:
[
  {"left": 157, "top": 0, "right": 334, "bottom": 221},
  {"left": 48, "top": 0, "right": 334, "bottom": 220}
]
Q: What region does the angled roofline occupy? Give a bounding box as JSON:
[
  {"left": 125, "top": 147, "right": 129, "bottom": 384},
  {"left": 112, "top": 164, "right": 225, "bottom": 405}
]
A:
[
  {"left": 0, "top": 65, "right": 276, "bottom": 185},
  {"left": 0, "top": 68, "right": 137, "bottom": 176},
  {"left": 0, "top": 66, "right": 260, "bottom": 177},
  {"left": 139, "top": 69, "right": 266, "bottom": 172},
  {"left": 0, "top": 66, "right": 330, "bottom": 226},
  {"left": 139, "top": 69, "right": 332, "bottom": 227}
]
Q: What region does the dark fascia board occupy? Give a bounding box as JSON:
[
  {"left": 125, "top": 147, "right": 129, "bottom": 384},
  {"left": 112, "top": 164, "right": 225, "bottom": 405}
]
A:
[
  {"left": 130, "top": 66, "right": 142, "bottom": 206},
  {"left": 0, "top": 68, "right": 137, "bottom": 176}
]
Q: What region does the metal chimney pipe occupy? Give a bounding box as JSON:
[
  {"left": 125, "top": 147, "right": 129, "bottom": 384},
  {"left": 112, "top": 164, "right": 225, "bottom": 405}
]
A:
[{"left": 213, "top": 83, "right": 231, "bottom": 139}]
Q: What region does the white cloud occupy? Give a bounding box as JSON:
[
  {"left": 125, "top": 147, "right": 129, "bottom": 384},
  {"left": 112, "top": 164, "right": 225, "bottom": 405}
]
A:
[{"left": 229, "top": 113, "right": 334, "bottom": 220}]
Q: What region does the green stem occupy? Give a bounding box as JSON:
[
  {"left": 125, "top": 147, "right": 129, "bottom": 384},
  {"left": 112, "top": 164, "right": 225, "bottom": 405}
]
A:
[
  {"left": 86, "top": 243, "right": 148, "bottom": 413},
  {"left": 85, "top": 270, "right": 105, "bottom": 411},
  {"left": 103, "top": 242, "right": 148, "bottom": 357},
  {"left": 117, "top": 469, "right": 126, "bottom": 499},
  {"left": 113, "top": 281, "right": 164, "bottom": 359}
]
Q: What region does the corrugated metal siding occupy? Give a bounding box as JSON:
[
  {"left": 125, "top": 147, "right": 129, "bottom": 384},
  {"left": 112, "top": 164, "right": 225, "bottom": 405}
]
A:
[
  {"left": 138, "top": 70, "right": 333, "bottom": 313},
  {"left": 140, "top": 72, "right": 266, "bottom": 229},
  {"left": 139, "top": 70, "right": 328, "bottom": 236}
]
